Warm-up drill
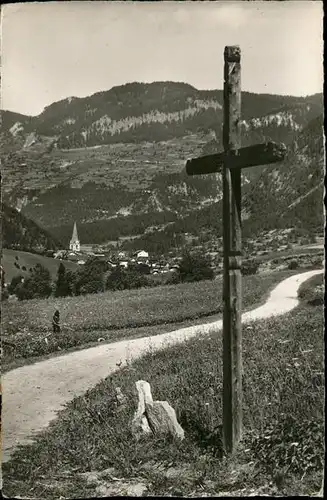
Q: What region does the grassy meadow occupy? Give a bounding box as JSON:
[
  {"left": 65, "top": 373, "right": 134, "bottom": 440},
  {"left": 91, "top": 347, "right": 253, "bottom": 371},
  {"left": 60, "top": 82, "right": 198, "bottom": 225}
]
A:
[
  {"left": 3, "top": 274, "right": 324, "bottom": 498},
  {"left": 2, "top": 249, "right": 78, "bottom": 282},
  {"left": 2, "top": 269, "right": 300, "bottom": 371}
]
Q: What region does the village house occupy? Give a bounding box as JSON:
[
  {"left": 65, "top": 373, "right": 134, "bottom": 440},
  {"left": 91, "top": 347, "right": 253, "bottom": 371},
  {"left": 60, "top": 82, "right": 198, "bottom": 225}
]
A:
[
  {"left": 79, "top": 244, "right": 94, "bottom": 254},
  {"left": 135, "top": 250, "right": 149, "bottom": 261}
]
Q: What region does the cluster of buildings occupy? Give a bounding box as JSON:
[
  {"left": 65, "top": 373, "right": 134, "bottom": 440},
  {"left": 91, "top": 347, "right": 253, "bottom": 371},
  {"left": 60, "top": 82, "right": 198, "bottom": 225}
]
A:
[
  {"left": 107, "top": 251, "right": 180, "bottom": 275},
  {"left": 53, "top": 222, "right": 180, "bottom": 275}
]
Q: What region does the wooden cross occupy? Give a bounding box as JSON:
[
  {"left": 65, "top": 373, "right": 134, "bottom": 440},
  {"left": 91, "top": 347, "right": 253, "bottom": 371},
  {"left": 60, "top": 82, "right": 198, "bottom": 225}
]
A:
[{"left": 185, "top": 46, "right": 286, "bottom": 453}]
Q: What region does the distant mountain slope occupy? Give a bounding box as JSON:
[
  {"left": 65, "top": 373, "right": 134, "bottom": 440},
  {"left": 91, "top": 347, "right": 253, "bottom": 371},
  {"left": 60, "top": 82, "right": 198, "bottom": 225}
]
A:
[
  {"left": 1, "top": 203, "right": 62, "bottom": 252},
  {"left": 49, "top": 112, "right": 324, "bottom": 250},
  {"left": 170, "top": 114, "right": 325, "bottom": 239},
  {"left": 242, "top": 114, "right": 324, "bottom": 235},
  {"left": 1, "top": 82, "right": 324, "bottom": 251}
]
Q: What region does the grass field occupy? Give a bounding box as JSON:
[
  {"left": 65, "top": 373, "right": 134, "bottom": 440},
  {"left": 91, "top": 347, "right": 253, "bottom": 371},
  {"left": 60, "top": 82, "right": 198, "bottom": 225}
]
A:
[
  {"left": 3, "top": 279, "right": 324, "bottom": 498},
  {"left": 2, "top": 249, "right": 78, "bottom": 282},
  {"left": 2, "top": 269, "right": 302, "bottom": 370}
]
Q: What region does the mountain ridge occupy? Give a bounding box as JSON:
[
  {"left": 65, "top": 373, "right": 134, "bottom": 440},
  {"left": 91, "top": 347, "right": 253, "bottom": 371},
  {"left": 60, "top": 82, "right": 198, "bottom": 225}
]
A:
[{"left": 2, "top": 81, "right": 322, "bottom": 147}]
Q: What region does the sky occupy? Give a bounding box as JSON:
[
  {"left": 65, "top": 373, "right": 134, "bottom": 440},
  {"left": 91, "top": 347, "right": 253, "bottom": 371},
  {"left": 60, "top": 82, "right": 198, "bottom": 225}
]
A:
[{"left": 1, "top": 1, "right": 323, "bottom": 116}]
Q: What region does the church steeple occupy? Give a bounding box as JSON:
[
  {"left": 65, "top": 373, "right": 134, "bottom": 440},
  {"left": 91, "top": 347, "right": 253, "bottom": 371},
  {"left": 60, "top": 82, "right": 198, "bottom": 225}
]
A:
[
  {"left": 72, "top": 222, "right": 78, "bottom": 242},
  {"left": 69, "top": 222, "right": 80, "bottom": 252}
]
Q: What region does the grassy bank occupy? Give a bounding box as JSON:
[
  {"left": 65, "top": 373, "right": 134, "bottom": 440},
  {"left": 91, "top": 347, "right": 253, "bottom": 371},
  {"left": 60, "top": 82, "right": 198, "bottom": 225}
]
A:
[
  {"left": 2, "top": 270, "right": 299, "bottom": 370},
  {"left": 298, "top": 272, "right": 325, "bottom": 306},
  {"left": 3, "top": 279, "right": 324, "bottom": 498},
  {"left": 2, "top": 249, "right": 78, "bottom": 281}
]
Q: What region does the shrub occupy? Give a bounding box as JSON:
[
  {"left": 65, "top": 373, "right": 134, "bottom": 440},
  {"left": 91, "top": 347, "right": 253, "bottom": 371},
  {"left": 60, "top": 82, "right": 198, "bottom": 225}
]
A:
[
  {"left": 175, "top": 251, "right": 214, "bottom": 283},
  {"left": 16, "top": 264, "right": 52, "bottom": 300},
  {"left": 78, "top": 279, "right": 104, "bottom": 295},
  {"left": 242, "top": 259, "right": 259, "bottom": 276},
  {"left": 8, "top": 274, "right": 24, "bottom": 295},
  {"left": 129, "top": 262, "right": 151, "bottom": 275},
  {"left": 288, "top": 259, "right": 299, "bottom": 270},
  {"left": 106, "top": 267, "right": 148, "bottom": 291}
]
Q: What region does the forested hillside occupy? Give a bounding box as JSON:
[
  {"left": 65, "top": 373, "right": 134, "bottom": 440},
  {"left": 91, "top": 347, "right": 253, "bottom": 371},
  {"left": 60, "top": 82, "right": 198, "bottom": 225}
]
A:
[{"left": 1, "top": 203, "right": 62, "bottom": 253}]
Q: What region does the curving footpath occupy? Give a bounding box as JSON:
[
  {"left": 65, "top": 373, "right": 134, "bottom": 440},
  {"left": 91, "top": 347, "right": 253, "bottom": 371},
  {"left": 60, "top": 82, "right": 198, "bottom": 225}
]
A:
[{"left": 2, "top": 269, "right": 323, "bottom": 463}]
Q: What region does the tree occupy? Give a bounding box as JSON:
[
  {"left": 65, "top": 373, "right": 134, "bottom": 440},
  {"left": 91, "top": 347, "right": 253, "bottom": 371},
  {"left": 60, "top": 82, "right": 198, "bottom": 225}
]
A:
[
  {"left": 176, "top": 251, "right": 214, "bottom": 283},
  {"left": 106, "top": 267, "right": 126, "bottom": 291},
  {"left": 241, "top": 259, "right": 259, "bottom": 276},
  {"left": 55, "top": 262, "right": 72, "bottom": 297},
  {"left": 16, "top": 263, "right": 52, "bottom": 300},
  {"left": 74, "top": 257, "right": 108, "bottom": 295},
  {"left": 106, "top": 266, "right": 148, "bottom": 291},
  {"left": 8, "top": 274, "right": 24, "bottom": 295}
]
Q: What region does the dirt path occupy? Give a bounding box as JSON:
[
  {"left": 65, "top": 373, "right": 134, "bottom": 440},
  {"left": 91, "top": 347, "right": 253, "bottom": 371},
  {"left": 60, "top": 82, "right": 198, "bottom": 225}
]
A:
[{"left": 2, "top": 269, "right": 322, "bottom": 463}]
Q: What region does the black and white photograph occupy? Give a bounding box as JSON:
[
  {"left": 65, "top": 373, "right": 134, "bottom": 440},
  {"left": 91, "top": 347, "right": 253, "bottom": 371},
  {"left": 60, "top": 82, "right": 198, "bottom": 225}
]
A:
[{"left": 1, "top": 1, "right": 324, "bottom": 497}]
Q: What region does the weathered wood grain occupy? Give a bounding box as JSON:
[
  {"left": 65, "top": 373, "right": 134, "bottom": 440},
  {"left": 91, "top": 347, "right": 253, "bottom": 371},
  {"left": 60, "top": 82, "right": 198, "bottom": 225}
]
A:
[
  {"left": 222, "top": 45, "right": 243, "bottom": 453},
  {"left": 186, "top": 142, "right": 286, "bottom": 176}
]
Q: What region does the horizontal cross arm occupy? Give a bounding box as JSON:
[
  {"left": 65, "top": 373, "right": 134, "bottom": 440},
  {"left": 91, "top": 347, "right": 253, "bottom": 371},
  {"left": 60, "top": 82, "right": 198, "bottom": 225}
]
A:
[{"left": 186, "top": 141, "right": 287, "bottom": 176}]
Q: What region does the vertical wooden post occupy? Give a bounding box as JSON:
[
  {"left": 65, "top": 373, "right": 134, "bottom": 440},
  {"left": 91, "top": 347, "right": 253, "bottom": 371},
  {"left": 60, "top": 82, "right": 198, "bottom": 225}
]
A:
[{"left": 222, "top": 45, "right": 243, "bottom": 453}]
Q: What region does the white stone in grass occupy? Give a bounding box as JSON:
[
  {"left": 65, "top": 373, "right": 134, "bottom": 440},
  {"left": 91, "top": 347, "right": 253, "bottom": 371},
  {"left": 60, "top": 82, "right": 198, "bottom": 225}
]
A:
[
  {"left": 132, "top": 380, "right": 184, "bottom": 440},
  {"left": 132, "top": 381, "right": 152, "bottom": 436}
]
